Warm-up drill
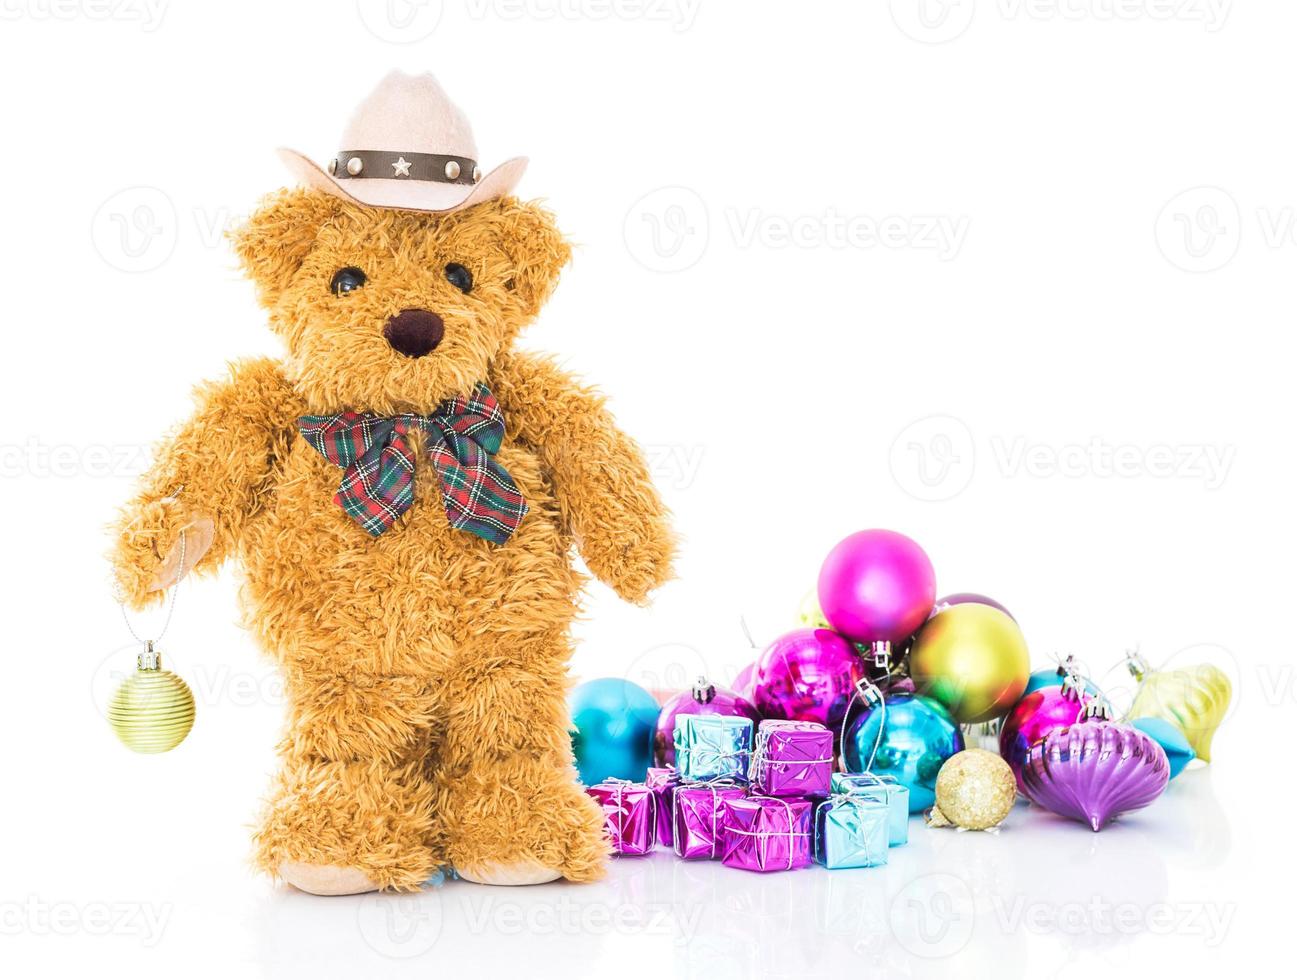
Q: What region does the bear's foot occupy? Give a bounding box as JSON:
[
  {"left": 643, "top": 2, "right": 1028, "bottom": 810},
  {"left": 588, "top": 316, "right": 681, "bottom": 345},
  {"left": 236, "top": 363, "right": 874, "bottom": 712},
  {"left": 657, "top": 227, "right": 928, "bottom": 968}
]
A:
[
  {"left": 441, "top": 758, "right": 610, "bottom": 884},
  {"left": 280, "top": 862, "right": 380, "bottom": 896},
  {"left": 255, "top": 758, "right": 441, "bottom": 893},
  {"left": 456, "top": 860, "right": 562, "bottom": 886}
]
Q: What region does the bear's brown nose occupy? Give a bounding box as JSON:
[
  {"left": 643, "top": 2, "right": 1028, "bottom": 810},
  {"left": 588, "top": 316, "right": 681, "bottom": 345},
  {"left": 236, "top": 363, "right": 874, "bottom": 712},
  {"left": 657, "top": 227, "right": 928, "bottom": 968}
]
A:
[{"left": 383, "top": 309, "right": 445, "bottom": 358}]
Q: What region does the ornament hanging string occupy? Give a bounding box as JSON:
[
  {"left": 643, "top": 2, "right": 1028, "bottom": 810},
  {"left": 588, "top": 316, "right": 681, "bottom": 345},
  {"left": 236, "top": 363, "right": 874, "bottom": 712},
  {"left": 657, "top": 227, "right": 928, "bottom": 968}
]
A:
[
  {"left": 118, "top": 520, "right": 187, "bottom": 651},
  {"left": 838, "top": 678, "right": 887, "bottom": 773}
]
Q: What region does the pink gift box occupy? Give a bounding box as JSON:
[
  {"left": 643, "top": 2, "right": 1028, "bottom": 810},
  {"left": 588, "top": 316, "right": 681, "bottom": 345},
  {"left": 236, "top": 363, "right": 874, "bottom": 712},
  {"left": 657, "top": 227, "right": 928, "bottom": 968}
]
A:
[
  {"left": 720, "top": 795, "right": 813, "bottom": 873},
  {"left": 750, "top": 719, "right": 834, "bottom": 798},
  {"left": 645, "top": 766, "right": 681, "bottom": 848},
  {"left": 586, "top": 779, "right": 656, "bottom": 856},
  {"left": 673, "top": 782, "right": 748, "bottom": 860}
]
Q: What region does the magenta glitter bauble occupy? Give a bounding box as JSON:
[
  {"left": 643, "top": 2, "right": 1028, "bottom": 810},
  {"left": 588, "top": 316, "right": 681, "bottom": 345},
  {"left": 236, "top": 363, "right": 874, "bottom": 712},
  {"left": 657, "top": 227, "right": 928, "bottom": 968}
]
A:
[
  {"left": 753, "top": 628, "right": 866, "bottom": 731},
  {"left": 732, "top": 662, "right": 756, "bottom": 700},
  {"left": 1021, "top": 721, "right": 1170, "bottom": 831},
  {"left": 999, "top": 686, "right": 1094, "bottom": 793},
  {"left": 654, "top": 680, "right": 759, "bottom": 766},
  {"left": 817, "top": 530, "right": 936, "bottom": 649}
]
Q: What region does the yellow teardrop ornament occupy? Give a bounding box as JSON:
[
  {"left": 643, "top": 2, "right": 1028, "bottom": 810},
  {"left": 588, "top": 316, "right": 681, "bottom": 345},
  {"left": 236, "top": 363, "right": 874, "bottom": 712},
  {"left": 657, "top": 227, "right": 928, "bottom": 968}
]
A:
[{"left": 1128, "top": 656, "right": 1230, "bottom": 763}]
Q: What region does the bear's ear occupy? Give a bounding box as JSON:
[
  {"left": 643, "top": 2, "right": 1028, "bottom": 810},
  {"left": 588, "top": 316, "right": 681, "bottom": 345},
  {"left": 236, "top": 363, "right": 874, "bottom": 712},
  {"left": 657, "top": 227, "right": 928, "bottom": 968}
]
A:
[
  {"left": 230, "top": 188, "right": 343, "bottom": 307},
  {"left": 492, "top": 198, "right": 572, "bottom": 320}
]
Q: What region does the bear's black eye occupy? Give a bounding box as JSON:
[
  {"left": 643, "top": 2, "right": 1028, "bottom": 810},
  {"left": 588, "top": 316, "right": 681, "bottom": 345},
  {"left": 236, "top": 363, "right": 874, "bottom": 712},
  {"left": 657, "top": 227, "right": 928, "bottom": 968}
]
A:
[
  {"left": 445, "top": 262, "right": 473, "bottom": 294},
  {"left": 330, "top": 267, "right": 367, "bottom": 296}
]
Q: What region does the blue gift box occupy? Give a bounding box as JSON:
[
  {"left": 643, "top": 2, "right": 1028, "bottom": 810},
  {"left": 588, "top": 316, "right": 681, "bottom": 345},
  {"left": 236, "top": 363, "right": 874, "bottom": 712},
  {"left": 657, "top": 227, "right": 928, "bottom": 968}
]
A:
[
  {"left": 674, "top": 715, "right": 753, "bottom": 782},
  {"left": 814, "top": 795, "right": 889, "bottom": 870},
  {"left": 830, "top": 772, "right": 909, "bottom": 847}
]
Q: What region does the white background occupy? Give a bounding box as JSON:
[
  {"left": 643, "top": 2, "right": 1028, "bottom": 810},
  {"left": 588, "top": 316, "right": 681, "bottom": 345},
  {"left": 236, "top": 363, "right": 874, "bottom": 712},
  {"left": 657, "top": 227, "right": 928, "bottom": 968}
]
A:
[{"left": 0, "top": 0, "right": 1286, "bottom": 976}]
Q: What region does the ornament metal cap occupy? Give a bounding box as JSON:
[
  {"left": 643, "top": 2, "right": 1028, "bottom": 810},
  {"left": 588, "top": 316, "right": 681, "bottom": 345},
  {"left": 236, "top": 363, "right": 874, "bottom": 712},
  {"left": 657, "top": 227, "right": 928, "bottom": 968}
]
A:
[
  {"left": 138, "top": 640, "right": 162, "bottom": 671},
  {"left": 691, "top": 676, "right": 716, "bottom": 704}
]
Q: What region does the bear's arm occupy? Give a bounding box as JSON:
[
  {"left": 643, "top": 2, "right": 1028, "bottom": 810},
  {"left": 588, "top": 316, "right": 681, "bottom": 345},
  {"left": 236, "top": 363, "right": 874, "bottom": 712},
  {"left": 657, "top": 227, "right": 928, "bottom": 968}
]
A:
[
  {"left": 491, "top": 350, "right": 676, "bottom": 605},
  {"left": 110, "top": 357, "right": 299, "bottom": 609}
]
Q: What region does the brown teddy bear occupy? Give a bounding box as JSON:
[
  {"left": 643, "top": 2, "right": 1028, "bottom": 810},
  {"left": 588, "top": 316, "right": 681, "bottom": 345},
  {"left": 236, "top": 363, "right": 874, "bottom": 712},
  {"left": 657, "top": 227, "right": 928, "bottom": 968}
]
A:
[{"left": 110, "top": 72, "right": 675, "bottom": 895}]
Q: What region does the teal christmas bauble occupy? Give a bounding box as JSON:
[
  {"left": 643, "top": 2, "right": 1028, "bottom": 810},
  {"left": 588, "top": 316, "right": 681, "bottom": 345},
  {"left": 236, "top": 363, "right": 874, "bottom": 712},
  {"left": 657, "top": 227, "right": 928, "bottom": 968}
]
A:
[
  {"left": 1024, "top": 667, "right": 1101, "bottom": 698},
  {"left": 569, "top": 678, "right": 660, "bottom": 785},
  {"left": 1132, "top": 717, "right": 1195, "bottom": 780},
  {"left": 842, "top": 693, "right": 963, "bottom": 812}
]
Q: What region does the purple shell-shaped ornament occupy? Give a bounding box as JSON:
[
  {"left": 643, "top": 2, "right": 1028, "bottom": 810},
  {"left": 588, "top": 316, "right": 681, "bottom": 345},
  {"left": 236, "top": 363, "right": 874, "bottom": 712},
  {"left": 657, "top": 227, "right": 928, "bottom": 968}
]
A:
[{"left": 1021, "top": 721, "right": 1170, "bottom": 831}]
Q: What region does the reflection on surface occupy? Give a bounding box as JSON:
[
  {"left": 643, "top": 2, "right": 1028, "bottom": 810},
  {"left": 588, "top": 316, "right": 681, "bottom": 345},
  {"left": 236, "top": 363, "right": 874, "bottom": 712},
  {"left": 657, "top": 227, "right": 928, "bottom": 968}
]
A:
[{"left": 246, "top": 773, "right": 1230, "bottom": 979}]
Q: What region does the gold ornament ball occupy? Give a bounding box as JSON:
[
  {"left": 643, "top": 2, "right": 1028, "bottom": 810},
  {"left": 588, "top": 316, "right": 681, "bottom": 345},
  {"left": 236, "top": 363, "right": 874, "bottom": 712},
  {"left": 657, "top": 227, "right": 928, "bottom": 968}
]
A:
[
  {"left": 927, "top": 749, "right": 1016, "bottom": 830},
  {"left": 1130, "top": 663, "right": 1231, "bottom": 763},
  {"left": 796, "top": 590, "right": 831, "bottom": 630},
  {"left": 107, "top": 655, "right": 196, "bottom": 754},
  {"left": 909, "top": 604, "right": 1030, "bottom": 724}
]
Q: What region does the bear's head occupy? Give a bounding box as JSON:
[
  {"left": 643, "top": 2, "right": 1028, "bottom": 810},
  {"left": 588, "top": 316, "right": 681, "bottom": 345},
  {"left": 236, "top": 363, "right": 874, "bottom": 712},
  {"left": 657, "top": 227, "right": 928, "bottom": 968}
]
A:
[{"left": 232, "top": 189, "right": 569, "bottom": 415}]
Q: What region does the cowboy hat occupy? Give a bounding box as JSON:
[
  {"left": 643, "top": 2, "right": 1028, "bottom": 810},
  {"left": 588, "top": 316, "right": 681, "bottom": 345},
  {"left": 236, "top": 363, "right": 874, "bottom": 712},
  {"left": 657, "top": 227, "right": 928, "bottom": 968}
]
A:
[{"left": 277, "top": 70, "right": 527, "bottom": 214}]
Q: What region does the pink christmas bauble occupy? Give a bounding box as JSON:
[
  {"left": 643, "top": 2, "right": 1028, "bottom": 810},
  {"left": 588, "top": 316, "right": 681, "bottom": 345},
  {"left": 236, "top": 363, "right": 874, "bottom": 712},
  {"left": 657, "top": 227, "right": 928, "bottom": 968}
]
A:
[
  {"left": 654, "top": 681, "right": 759, "bottom": 767},
  {"left": 818, "top": 529, "right": 936, "bottom": 648},
  {"left": 752, "top": 628, "right": 865, "bottom": 732},
  {"left": 999, "top": 686, "right": 1094, "bottom": 792}
]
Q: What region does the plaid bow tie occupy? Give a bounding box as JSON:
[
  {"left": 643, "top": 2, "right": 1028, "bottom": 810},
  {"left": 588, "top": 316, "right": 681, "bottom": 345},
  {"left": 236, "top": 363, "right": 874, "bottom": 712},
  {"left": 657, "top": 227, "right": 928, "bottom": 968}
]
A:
[{"left": 298, "top": 383, "right": 527, "bottom": 543}]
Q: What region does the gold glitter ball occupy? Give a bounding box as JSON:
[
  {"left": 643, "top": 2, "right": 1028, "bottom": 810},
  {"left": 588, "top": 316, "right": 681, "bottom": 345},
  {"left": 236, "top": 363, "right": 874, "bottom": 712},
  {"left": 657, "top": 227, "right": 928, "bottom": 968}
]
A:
[{"left": 927, "top": 749, "right": 1016, "bottom": 830}]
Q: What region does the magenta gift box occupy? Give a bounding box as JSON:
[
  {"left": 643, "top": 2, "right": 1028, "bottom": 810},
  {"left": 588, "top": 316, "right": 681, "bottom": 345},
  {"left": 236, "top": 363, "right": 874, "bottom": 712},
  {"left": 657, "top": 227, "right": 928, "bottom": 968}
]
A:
[
  {"left": 750, "top": 719, "right": 834, "bottom": 798},
  {"left": 673, "top": 783, "right": 748, "bottom": 860},
  {"left": 645, "top": 766, "right": 681, "bottom": 849},
  {"left": 586, "top": 779, "right": 656, "bottom": 856},
  {"left": 720, "top": 795, "right": 813, "bottom": 872}
]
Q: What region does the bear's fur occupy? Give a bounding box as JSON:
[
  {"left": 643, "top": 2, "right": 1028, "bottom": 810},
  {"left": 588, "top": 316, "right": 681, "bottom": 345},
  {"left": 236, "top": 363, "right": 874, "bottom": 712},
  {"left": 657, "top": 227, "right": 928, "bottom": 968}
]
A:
[{"left": 110, "top": 189, "right": 675, "bottom": 891}]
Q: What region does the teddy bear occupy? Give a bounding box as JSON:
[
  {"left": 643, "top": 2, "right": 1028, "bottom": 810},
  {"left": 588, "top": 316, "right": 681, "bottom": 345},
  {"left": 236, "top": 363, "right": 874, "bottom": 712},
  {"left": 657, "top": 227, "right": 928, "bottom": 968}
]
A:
[{"left": 110, "top": 71, "right": 675, "bottom": 895}]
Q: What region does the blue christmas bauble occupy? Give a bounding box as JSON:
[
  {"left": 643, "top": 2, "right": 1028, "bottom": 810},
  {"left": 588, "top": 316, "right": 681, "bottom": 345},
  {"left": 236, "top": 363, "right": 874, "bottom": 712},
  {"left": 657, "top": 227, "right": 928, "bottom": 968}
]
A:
[
  {"left": 842, "top": 693, "right": 963, "bottom": 812},
  {"left": 1131, "top": 717, "right": 1195, "bottom": 780},
  {"left": 569, "top": 678, "right": 660, "bottom": 785},
  {"left": 1023, "top": 667, "right": 1101, "bottom": 698}
]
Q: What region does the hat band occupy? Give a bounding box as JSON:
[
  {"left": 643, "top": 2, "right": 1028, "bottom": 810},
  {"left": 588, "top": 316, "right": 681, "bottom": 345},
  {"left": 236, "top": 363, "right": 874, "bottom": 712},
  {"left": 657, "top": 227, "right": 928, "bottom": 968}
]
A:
[{"left": 329, "top": 150, "right": 480, "bottom": 185}]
